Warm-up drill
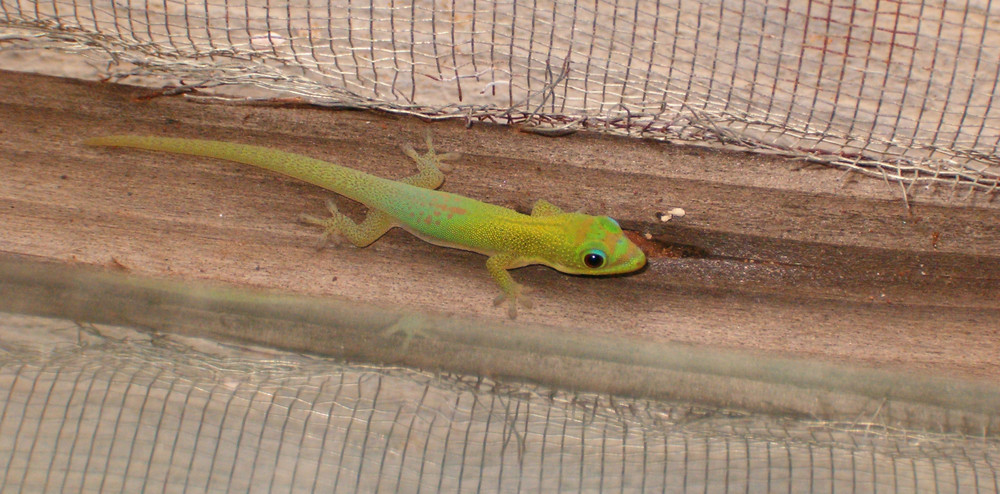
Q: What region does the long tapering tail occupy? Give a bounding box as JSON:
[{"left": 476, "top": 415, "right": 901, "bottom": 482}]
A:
[{"left": 84, "top": 135, "right": 379, "bottom": 203}]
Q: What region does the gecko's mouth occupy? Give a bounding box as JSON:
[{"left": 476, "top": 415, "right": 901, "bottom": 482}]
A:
[
  {"left": 587, "top": 245, "right": 646, "bottom": 276},
  {"left": 612, "top": 250, "right": 647, "bottom": 274},
  {"left": 605, "top": 238, "right": 647, "bottom": 274}
]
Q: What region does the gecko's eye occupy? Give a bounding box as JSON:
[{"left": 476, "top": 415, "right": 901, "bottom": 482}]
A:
[{"left": 583, "top": 250, "right": 606, "bottom": 269}]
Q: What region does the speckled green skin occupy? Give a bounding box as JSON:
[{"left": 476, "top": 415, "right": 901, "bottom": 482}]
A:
[{"left": 84, "top": 135, "right": 646, "bottom": 317}]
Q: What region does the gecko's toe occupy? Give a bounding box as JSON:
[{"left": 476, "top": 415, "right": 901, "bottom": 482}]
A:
[
  {"left": 493, "top": 293, "right": 519, "bottom": 318},
  {"left": 493, "top": 290, "right": 531, "bottom": 319},
  {"left": 435, "top": 152, "right": 460, "bottom": 172},
  {"left": 324, "top": 199, "right": 343, "bottom": 214},
  {"left": 299, "top": 213, "right": 323, "bottom": 226},
  {"left": 298, "top": 214, "right": 343, "bottom": 249},
  {"left": 401, "top": 144, "right": 418, "bottom": 160}
]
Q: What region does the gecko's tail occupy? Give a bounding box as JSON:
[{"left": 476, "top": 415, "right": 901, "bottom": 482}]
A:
[{"left": 84, "top": 135, "right": 378, "bottom": 202}]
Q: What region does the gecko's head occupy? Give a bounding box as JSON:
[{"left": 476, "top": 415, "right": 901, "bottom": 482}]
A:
[{"left": 550, "top": 214, "right": 646, "bottom": 276}]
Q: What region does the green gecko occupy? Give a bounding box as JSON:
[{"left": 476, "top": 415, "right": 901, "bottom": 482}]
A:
[{"left": 84, "top": 135, "right": 646, "bottom": 318}]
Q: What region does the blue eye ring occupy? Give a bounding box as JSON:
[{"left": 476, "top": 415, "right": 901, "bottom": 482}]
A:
[{"left": 583, "top": 249, "right": 606, "bottom": 269}]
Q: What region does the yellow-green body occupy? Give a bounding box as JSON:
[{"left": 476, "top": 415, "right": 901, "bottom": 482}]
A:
[{"left": 84, "top": 135, "right": 646, "bottom": 317}]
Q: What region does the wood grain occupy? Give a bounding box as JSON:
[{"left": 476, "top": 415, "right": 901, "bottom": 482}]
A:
[{"left": 1, "top": 70, "right": 998, "bottom": 380}]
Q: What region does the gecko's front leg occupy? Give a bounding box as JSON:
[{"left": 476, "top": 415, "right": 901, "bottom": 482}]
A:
[{"left": 486, "top": 253, "right": 534, "bottom": 319}]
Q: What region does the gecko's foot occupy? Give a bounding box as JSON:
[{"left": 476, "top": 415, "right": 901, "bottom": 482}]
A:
[
  {"left": 493, "top": 285, "right": 534, "bottom": 319},
  {"left": 299, "top": 213, "right": 338, "bottom": 249},
  {"left": 299, "top": 199, "right": 349, "bottom": 249},
  {"left": 402, "top": 134, "right": 460, "bottom": 174}
]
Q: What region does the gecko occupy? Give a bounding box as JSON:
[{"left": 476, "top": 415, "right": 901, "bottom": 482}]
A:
[{"left": 84, "top": 135, "right": 647, "bottom": 318}]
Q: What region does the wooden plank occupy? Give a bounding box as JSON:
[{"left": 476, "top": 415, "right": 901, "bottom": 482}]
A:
[{"left": 1, "top": 69, "right": 998, "bottom": 380}]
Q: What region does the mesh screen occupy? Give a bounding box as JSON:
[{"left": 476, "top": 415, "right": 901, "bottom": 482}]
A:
[
  {"left": 3, "top": 1, "right": 1000, "bottom": 491},
  {"left": 2, "top": 313, "right": 998, "bottom": 493},
  {"left": 2, "top": 0, "right": 999, "bottom": 193}
]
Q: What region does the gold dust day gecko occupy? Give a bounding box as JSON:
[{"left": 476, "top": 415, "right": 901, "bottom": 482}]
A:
[{"left": 84, "top": 135, "right": 647, "bottom": 318}]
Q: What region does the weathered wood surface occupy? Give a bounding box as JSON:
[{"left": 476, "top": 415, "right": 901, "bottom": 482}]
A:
[{"left": 2, "top": 70, "right": 998, "bottom": 380}]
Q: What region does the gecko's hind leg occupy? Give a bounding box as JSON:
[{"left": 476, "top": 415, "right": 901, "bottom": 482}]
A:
[
  {"left": 400, "top": 134, "right": 460, "bottom": 190},
  {"left": 300, "top": 199, "right": 394, "bottom": 249}
]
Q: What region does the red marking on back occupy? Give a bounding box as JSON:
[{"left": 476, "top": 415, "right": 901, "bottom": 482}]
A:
[
  {"left": 424, "top": 216, "right": 432, "bottom": 225},
  {"left": 432, "top": 202, "right": 467, "bottom": 216}
]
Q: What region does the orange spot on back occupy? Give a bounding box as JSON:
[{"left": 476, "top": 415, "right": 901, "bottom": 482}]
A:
[{"left": 431, "top": 202, "right": 467, "bottom": 217}]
